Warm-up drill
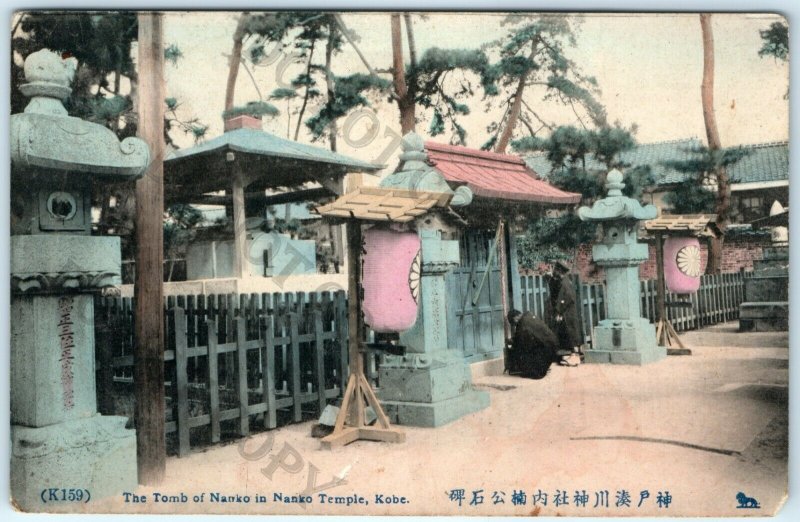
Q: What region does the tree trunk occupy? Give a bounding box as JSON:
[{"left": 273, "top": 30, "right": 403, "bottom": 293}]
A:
[
  {"left": 494, "top": 44, "right": 536, "bottom": 154},
  {"left": 224, "top": 15, "right": 248, "bottom": 113},
  {"left": 391, "top": 13, "right": 415, "bottom": 134},
  {"left": 325, "top": 19, "right": 338, "bottom": 151},
  {"left": 494, "top": 74, "right": 528, "bottom": 153},
  {"left": 294, "top": 41, "right": 316, "bottom": 141},
  {"left": 403, "top": 13, "right": 417, "bottom": 68},
  {"left": 700, "top": 14, "right": 722, "bottom": 151},
  {"left": 700, "top": 13, "right": 727, "bottom": 273}
]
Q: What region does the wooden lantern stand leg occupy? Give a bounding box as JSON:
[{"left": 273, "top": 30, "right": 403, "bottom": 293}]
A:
[
  {"left": 321, "top": 221, "right": 405, "bottom": 449},
  {"left": 655, "top": 232, "right": 692, "bottom": 356}
]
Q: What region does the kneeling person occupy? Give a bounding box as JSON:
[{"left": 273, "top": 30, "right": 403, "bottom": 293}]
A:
[{"left": 506, "top": 310, "right": 559, "bottom": 379}]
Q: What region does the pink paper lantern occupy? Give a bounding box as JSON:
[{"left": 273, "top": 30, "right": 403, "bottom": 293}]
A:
[
  {"left": 663, "top": 236, "right": 703, "bottom": 293},
  {"left": 362, "top": 229, "right": 421, "bottom": 332}
]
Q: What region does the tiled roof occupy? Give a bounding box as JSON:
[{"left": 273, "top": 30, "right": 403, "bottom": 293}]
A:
[
  {"left": 424, "top": 141, "right": 581, "bottom": 204},
  {"left": 525, "top": 139, "right": 789, "bottom": 187},
  {"left": 728, "top": 142, "right": 789, "bottom": 184}
]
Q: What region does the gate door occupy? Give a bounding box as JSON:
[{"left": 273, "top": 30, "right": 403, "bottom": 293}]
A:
[{"left": 445, "top": 229, "right": 506, "bottom": 361}]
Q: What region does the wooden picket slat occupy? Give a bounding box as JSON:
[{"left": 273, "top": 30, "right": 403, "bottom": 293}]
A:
[
  {"left": 235, "top": 316, "right": 250, "bottom": 437},
  {"left": 289, "top": 313, "right": 302, "bottom": 423}
]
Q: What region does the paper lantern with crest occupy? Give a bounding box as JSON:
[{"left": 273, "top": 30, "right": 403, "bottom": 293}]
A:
[
  {"left": 362, "top": 228, "right": 421, "bottom": 332},
  {"left": 664, "top": 236, "right": 703, "bottom": 293}
]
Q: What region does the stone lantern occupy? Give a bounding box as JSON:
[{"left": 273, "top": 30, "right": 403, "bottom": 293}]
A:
[
  {"left": 577, "top": 169, "right": 666, "bottom": 365},
  {"left": 375, "top": 133, "right": 489, "bottom": 427},
  {"left": 10, "top": 49, "right": 150, "bottom": 508}
]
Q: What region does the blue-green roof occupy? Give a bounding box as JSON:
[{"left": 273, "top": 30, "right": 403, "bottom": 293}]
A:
[
  {"left": 166, "top": 128, "right": 381, "bottom": 173},
  {"left": 525, "top": 139, "right": 788, "bottom": 186}
]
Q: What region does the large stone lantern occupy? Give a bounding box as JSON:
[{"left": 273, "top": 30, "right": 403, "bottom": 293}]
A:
[
  {"left": 577, "top": 169, "right": 666, "bottom": 365},
  {"left": 10, "top": 49, "right": 150, "bottom": 509},
  {"left": 375, "top": 133, "right": 489, "bottom": 426}
]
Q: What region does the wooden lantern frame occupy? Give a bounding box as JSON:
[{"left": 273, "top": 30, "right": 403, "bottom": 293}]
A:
[{"left": 314, "top": 187, "right": 453, "bottom": 449}]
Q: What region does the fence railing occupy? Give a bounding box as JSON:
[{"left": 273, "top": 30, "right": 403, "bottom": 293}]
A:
[
  {"left": 519, "top": 272, "right": 747, "bottom": 346},
  {"left": 95, "top": 291, "right": 356, "bottom": 456}
]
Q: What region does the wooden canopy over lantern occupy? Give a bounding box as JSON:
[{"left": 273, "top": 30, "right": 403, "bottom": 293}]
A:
[
  {"left": 314, "top": 186, "right": 452, "bottom": 223},
  {"left": 644, "top": 214, "right": 722, "bottom": 238},
  {"left": 644, "top": 214, "right": 721, "bottom": 354},
  {"left": 314, "top": 186, "right": 451, "bottom": 449}
]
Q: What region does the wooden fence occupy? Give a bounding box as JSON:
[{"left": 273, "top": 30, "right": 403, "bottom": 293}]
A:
[
  {"left": 519, "top": 272, "right": 747, "bottom": 346},
  {"left": 95, "top": 272, "right": 746, "bottom": 455},
  {"left": 95, "top": 291, "right": 356, "bottom": 456}
]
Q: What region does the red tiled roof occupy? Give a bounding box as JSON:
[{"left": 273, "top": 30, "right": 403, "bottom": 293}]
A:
[{"left": 424, "top": 141, "right": 581, "bottom": 205}]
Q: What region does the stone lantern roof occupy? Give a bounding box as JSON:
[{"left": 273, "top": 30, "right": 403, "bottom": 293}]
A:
[
  {"left": 10, "top": 49, "right": 150, "bottom": 179},
  {"left": 577, "top": 169, "right": 658, "bottom": 222}
]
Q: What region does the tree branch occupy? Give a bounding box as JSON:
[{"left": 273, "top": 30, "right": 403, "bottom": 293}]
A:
[
  {"left": 521, "top": 99, "right": 554, "bottom": 131},
  {"left": 334, "top": 13, "right": 399, "bottom": 101},
  {"left": 403, "top": 13, "right": 418, "bottom": 68}
]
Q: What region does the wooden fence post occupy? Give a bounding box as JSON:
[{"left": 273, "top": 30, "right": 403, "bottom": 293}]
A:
[
  {"left": 289, "top": 313, "right": 302, "bottom": 423},
  {"left": 236, "top": 316, "right": 250, "bottom": 437},
  {"left": 206, "top": 318, "right": 220, "bottom": 444},
  {"left": 174, "top": 307, "right": 190, "bottom": 457},
  {"left": 337, "top": 291, "right": 349, "bottom": 389},
  {"left": 263, "top": 316, "right": 277, "bottom": 430},
  {"left": 314, "top": 310, "right": 327, "bottom": 413}
]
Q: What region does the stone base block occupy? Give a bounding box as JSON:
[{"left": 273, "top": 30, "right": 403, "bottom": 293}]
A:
[
  {"left": 381, "top": 389, "right": 490, "bottom": 427},
  {"left": 584, "top": 345, "right": 667, "bottom": 365},
  {"left": 739, "top": 301, "right": 789, "bottom": 332},
  {"left": 378, "top": 355, "right": 474, "bottom": 403},
  {"left": 11, "top": 414, "right": 137, "bottom": 512},
  {"left": 586, "top": 317, "right": 666, "bottom": 365},
  {"left": 378, "top": 353, "right": 490, "bottom": 427}
]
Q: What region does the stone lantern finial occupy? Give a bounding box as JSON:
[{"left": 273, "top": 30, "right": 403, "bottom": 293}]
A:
[
  {"left": 398, "top": 132, "right": 429, "bottom": 169},
  {"left": 605, "top": 168, "right": 625, "bottom": 197},
  {"left": 382, "top": 132, "right": 473, "bottom": 206},
  {"left": 20, "top": 50, "right": 77, "bottom": 114}
]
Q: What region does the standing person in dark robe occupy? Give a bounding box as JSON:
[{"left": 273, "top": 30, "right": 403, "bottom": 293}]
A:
[
  {"left": 506, "top": 310, "right": 559, "bottom": 379},
  {"left": 550, "top": 260, "right": 582, "bottom": 367}
]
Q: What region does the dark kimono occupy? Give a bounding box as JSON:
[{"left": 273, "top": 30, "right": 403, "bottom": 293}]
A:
[
  {"left": 508, "top": 312, "right": 559, "bottom": 379},
  {"left": 552, "top": 275, "right": 582, "bottom": 352}
]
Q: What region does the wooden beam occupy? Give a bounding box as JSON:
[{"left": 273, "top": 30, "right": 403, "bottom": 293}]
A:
[
  {"left": 169, "top": 187, "right": 333, "bottom": 207},
  {"left": 231, "top": 166, "right": 247, "bottom": 279},
  {"left": 655, "top": 232, "right": 666, "bottom": 327},
  {"left": 134, "top": 11, "right": 166, "bottom": 485}
]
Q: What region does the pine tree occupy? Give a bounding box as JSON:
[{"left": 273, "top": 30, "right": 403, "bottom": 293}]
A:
[
  {"left": 511, "top": 124, "right": 649, "bottom": 268},
  {"left": 483, "top": 14, "right": 606, "bottom": 153},
  {"left": 389, "top": 13, "right": 498, "bottom": 144}
]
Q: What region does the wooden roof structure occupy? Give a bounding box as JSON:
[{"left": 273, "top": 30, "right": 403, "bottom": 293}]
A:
[
  {"left": 644, "top": 214, "right": 722, "bottom": 238},
  {"left": 164, "top": 127, "right": 382, "bottom": 203},
  {"left": 314, "top": 186, "right": 452, "bottom": 223},
  {"left": 160, "top": 118, "right": 382, "bottom": 279}
]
